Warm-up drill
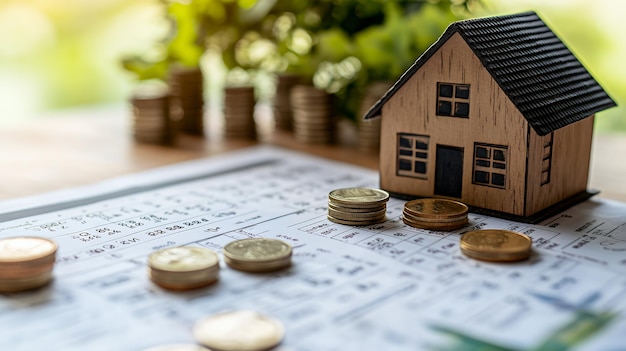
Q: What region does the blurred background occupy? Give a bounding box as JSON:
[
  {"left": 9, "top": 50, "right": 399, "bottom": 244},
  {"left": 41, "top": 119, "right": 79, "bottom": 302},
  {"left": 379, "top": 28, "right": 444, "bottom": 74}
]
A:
[{"left": 0, "top": 0, "right": 623, "bottom": 131}]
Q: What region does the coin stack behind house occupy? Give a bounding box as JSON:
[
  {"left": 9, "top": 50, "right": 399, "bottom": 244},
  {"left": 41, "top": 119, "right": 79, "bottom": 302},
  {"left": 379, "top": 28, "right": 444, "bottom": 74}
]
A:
[
  {"left": 273, "top": 73, "right": 301, "bottom": 130},
  {"left": 193, "top": 310, "right": 284, "bottom": 351},
  {"left": 131, "top": 83, "right": 173, "bottom": 144},
  {"left": 148, "top": 246, "right": 220, "bottom": 290},
  {"left": 0, "top": 237, "right": 57, "bottom": 292},
  {"left": 358, "top": 81, "right": 391, "bottom": 151},
  {"left": 460, "top": 229, "right": 532, "bottom": 262},
  {"left": 222, "top": 238, "right": 292, "bottom": 273},
  {"left": 291, "top": 85, "right": 335, "bottom": 144},
  {"left": 402, "top": 198, "right": 469, "bottom": 231},
  {"left": 169, "top": 67, "right": 204, "bottom": 135},
  {"left": 328, "top": 187, "right": 389, "bottom": 226},
  {"left": 223, "top": 86, "right": 257, "bottom": 140}
]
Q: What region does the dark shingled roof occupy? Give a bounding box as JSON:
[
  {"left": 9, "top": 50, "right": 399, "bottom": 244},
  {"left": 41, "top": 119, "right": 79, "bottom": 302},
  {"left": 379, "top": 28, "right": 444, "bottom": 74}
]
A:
[{"left": 363, "top": 11, "right": 616, "bottom": 136}]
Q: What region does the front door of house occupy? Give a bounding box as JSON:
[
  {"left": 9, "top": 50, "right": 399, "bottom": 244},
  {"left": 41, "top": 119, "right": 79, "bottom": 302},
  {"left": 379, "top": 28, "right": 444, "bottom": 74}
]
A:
[{"left": 434, "top": 145, "right": 464, "bottom": 198}]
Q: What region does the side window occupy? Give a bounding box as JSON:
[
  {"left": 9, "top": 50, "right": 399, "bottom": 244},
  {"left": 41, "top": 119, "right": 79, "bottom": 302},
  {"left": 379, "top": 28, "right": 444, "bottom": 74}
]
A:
[
  {"left": 397, "top": 133, "right": 429, "bottom": 179},
  {"left": 437, "top": 83, "right": 470, "bottom": 118},
  {"left": 541, "top": 132, "right": 554, "bottom": 185},
  {"left": 472, "top": 143, "right": 507, "bottom": 189}
]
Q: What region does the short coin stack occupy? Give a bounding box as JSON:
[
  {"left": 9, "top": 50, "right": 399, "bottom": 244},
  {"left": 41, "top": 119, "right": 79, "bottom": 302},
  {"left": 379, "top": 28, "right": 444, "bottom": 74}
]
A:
[
  {"left": 357, "top": 81, "right": 390, "bottom": 151},
  {"left": 223, "top": 86, "right": 257, "bottom": 140},
  {"left": 130, "top": 83, "right": 173, "bottom": 144},
  {"left": 147, "top": 246, "right": 220, "bottom": 290},
  {"left": 460, "top": 229, "right": 532, "bottom": 262},
  {"left": 402, "top": 198, "right": 468, "bottom": 231},
  {"left": 0, "top": 237, "right": 57, "bottom": 292},
  {"left": 222, "top": 238, "right": 292, "bottom": 273},
  {"left": 169, "top": 67, "right": 204, "bottom": 136},
  {"left": 328, "top": 187, "right": 389, "bottom": 226},
  {"left": 291, "top": 85, "right": 335, "bottom": 144},
  {"left": 193, "top": 310, "right": 284, "bottom": 351}
]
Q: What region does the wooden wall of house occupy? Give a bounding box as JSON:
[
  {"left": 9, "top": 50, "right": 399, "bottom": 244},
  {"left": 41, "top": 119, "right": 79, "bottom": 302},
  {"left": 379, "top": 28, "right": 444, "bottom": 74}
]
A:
[
  {"left": 379, "top": 32, "right": 528, "bottom": 216},
  {"left": 524, "top": 116, "right": 594, "bottom": 216}
]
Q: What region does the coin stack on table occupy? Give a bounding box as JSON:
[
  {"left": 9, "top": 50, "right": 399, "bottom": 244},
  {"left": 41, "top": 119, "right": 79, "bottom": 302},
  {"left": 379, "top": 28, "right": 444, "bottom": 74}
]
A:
[
  {"left": 402, "top": 198, "right": 469, "bottom": 231},
  {"left": 147, "top": 246, "right": 220, "bottom": 290},
  {"left": 0, "top": 237, "right": 57, "bottom": 292},
  {"left": 357, "top": 81, "right": 391, "bottom": 151},
  {"left": 291, "top": 85, "right": 335, "bottom": 144},
  {"left": 273, "top": 73, "right": 301, "bottom": 130},
  {"left": 222, "top": 238, "right": 292, "bottom": 273},
  {"left": 193, "top": 310, "right": 284, "bottom": 351},
  {"left": 327, "top": 187, "right": 390, "bottom": 226},
  {"left": 460, "top": 229, "right": 532, "bottom": 262},
  {"left": 169, "top": 67, "right": 205, "bottom": 136},
  {"left": 130, "top": 83, "right": 173, "bottom": 144},
  {"left": 223, "top": 86, "right": 257, "bottom": 140}
]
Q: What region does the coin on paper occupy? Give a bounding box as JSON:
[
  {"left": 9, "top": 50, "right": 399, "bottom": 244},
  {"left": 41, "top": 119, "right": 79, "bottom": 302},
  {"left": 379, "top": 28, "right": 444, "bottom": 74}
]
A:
[
  {"left": 327, "top": 188, "right": 389, "bottom": 226},
  {"left": 460, "top": 229, "right": 532, "bottom": 262},
  {"left": 0, "top": 236, "right": 57, "bottom": 292},
  {"left": 328, "top": 188, "right": 390, "bottom": 207},
  {"left": 193, "top": 310, "right": 284, "bottom": 351},
  {"left": 222, "top": 238, "right": 292, "bottom": 273},
  {"left": 148, "top": 246, "right": 220, "bottom": 290},
  {"left": 402, "top": 198, "right": 469, "bottom": 231}
]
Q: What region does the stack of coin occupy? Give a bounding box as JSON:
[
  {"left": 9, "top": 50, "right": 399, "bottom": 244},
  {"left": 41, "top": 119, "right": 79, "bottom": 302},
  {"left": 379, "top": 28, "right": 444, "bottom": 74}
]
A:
[
  {"left": 193, "top": 310, "right": 284, "bottom": 351},
  {"left": 130, "top": 83, "right": 173, "bottom": 144},
  {"left": 223, "top": 86, "right": 257, "bottom": 140},
  {"left": 147, "top": 246, "right": 220, "bottom": 290},
  {"left": 222, "top": 238, "right": 292, "bottom": 273},
  {"left": 0, "top": 236, "right": 57, "bottom": 292},
  {"left": 169, "top": 67, "right": 204, "bottom": 136},
  {"left": 291, "top": 85, "right": 335, "bottom": 144},
  {"left": 357, "top": 81, "right": 390, "bottom": 151},
  {"left": 460, "top": 229, "right": 532, "bottom": 262},
  {"left": 327, "top": 187, "right": 389, "bottom": 226},
  {"left": 273, "top": 73, "right": 300, "bottom": 130},
  {"left": 402, "top": 198, "right": 468, "bottom": 231}
]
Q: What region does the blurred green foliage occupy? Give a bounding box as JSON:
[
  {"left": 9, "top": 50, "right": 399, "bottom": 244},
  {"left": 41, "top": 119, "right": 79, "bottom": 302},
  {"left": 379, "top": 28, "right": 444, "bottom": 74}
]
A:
[{"left": 122, "top": 0, "right": 475, "bottom": 120}]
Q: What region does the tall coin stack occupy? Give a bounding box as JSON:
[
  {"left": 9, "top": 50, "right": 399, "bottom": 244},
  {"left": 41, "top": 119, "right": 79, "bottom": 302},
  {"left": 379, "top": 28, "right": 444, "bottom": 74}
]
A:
[
  {"left": 402, "top": 198, "right": 469, "bottom": 231},
  {"left": 358, "top": 81, "right": 391, "bottom": 151},
  {"left": 0, "top": 237, "right": 57, "bottom": 292},
  {"left": 291, "top": 85, "right": 335, "bottom": 144},
  {"left": 147, "top": 246, "right": 220, "bottom": 290},
  {"left": 169, "top": 67, "right": 204, "bottom": 136},
  {"left": 131, "top": 83, "right": 173, "bottom": 144},
  {"left": 327, "top": 187, "right": 389, "bottom": 226},
  {"left": 223, "top": 86, "right": 257, "bottom": 140},
  {"left": 272, "top": 73, "right": 300, "bottom": 130}
]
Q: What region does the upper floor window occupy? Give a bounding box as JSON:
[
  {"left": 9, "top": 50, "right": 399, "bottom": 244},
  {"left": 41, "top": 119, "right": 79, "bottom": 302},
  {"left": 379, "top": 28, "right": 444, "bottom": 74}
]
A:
[{"left": 437, "top": 82, "right": 470, "bottom": 118}]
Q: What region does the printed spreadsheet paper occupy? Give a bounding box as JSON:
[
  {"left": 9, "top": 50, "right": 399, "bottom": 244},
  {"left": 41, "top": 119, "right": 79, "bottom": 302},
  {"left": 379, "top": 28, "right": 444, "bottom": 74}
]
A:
[{"left": 0, "top": 146, "right": 625, "bottom": 351}]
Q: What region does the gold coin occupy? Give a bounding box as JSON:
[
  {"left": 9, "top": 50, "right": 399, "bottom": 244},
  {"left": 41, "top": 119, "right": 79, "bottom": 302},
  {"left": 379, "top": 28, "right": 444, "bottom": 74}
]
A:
[
  {"left": 223, "top": 238, "right": 292, "bottom": 272},
  {"left": 328, "top": 202, "right": 386, "bottom": 213},
  {"left": 402, "top": 216, "right": 467, "bottom": 231},
  {"left": 0, "top": 270, "right": 53, "bottom": 293},
  {"left": 0, "top": 237, "right": 57, "bottom": 264},
  {"left": 460, "top": 229, "right": 532, "bottom": 262},
  {"left": 402, "top": 211, "right": 467, "bottom": 223},
  {"left": 148, "top": 247, "right": 219, "bottom": 272},
  {"left": 328, "top": 207, "right": 387, "bottom": 220},
  {"left": 404, "top": 198, "right": 468, "bottom": 219},
  {"left": 329, "top": 188, "right": 389, "bottom": 207},
  {"left": 193, "top": 310, "right": 284, "bottom": 351}
]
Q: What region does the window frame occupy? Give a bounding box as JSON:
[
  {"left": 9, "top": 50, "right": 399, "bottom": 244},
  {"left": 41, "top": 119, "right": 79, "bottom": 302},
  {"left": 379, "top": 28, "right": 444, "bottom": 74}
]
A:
[
  {"left": 472, "top": 143, "right": 508, "bottom": 189},
  {"left": 397, "top": 133, "right": 430, "bottom": 179},
  {"left": 436, "top": 82, "right": 471, "bottom": 118}
]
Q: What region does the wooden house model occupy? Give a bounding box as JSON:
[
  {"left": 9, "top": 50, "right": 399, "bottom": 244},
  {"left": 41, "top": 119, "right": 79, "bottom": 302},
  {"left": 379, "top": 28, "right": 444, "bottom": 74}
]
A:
[{"left": 363, "top": 12, "right": 616, "bottom": 222}]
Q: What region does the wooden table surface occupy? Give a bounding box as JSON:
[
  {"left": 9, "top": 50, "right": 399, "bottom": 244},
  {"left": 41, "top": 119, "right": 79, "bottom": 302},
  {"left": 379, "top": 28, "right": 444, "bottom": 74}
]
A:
[{"left": 1, "top": 105, "right": 624, "bottom": 203}]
